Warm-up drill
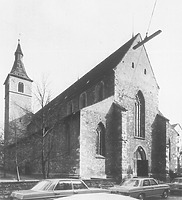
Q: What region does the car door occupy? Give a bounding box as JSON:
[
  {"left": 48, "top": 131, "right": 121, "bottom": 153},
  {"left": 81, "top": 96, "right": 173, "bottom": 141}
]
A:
[
  {"left": 149, "top": 178, "right": 160, "bottom": 196},
  {"left": 53, "top": 180, "right": 74, "bottom": 198},
  {"left": 72, "top": 180, "right": 90, "bottom": 194},
  {"left": 142, "top": 179, "right": 153, "bottom": 197}
]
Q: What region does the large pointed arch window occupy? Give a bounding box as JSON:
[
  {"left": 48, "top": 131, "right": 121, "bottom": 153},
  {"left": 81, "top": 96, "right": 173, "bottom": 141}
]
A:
[
  {"left": 18, "top": 82, "right": 24, "bottom": 93},
  {"left": 96, "top": 122, "right": 106, "bottom": 157},
  {"left": 135, "top": 91, "right": 145, "bottom": 138}
]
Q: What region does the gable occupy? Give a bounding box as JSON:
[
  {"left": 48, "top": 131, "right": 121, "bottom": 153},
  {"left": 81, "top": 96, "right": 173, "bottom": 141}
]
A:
[{"left": 114, "top": 34, "right": 159, "bottom": 97}]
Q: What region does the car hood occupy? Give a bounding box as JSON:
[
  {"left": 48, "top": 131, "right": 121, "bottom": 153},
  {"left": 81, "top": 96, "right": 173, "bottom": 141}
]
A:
[{"left": 11, "top": 189, "right": 53, "bottom": 199}]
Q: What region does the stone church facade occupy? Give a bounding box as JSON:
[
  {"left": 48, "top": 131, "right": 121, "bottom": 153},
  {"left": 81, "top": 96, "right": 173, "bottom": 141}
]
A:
[{"left": 4, "top": 34, "right": 169, "bottom": 180}]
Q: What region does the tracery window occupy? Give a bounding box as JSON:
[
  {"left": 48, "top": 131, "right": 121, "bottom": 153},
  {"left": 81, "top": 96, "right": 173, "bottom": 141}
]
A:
[
  {"left": 18, "top": 82, "right": 24, "bottom": 93},
  {"left": 96, "top": 122, "right": 105, "bottom": 156},
  {"left": 135, "top": 91, "right": 145, "bottom": 138}
]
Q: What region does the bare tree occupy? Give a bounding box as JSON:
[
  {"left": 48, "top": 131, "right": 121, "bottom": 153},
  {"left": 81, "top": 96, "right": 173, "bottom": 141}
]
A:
[{"left": 32, "top": 75, "right": 54, "bottom": 178}]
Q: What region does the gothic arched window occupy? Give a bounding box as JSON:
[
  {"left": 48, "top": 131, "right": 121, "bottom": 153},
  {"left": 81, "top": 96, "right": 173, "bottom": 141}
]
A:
[
  {"left": 79, "top": 92, "right": 87, "bottom": 109},
  {"left": 95, "top": 81, "right": 104, "bottom": 102},
  {"left": 96, "top": 122, "right": 106, "bottom": 156},
  {"left": 135, "top": 91, "right": 145, "bottom": 138},
  {"left": 18, "top": 82, "right": 24, "bottom": 93},
  {"left": 65, "top": 121, "right": 71, "bottom": 154},
  {"left": 67, "top": 101, "right": 73, "bottom": 115}
]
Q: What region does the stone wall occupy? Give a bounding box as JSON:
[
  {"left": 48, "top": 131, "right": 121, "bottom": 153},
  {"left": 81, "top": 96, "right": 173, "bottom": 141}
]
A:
[
  {"left": 80, "top": 97, "right": 114, "bottom": 178},
  {"left": 114, "top": 34, "right": 160, "bottom": 177},
  {"left": 5, "top": 112, "right": 81, "bottom": 177}
]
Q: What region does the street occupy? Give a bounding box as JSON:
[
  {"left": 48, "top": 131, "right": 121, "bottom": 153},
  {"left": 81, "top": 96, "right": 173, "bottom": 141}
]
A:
[{"left": 147, "top": 194, "right": 182, "bottom": 200}]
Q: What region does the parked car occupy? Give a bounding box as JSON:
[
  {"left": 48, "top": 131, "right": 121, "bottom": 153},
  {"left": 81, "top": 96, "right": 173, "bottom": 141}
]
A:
[
  {"left": 109, "top": 177, "right": 169, "bottom": 200},
  {"left": 10, "top": 179, "right": 108, "bottom": 200},
  {"left": 168, "top": 177, "right": 182, "bottom": 194},
  {"left": 54, "top": 193, "right": 137, "bottom": 200}
]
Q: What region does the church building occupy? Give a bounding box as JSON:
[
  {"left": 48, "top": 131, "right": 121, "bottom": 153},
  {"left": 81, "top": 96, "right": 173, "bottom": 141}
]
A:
[{"left": 4, "top": 34, "right": 168, "bottom": 180}]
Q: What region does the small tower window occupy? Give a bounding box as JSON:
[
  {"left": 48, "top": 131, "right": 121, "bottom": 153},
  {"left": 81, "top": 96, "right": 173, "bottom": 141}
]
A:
[
  {"left": 18, "top": 82, "right": 24, "bottom": 93},
  {"left": 132, "top": 62, "right": 135, "bottom": 68},
  {"left": 144, "top": 69, "right": 146, "bottom": 75}
]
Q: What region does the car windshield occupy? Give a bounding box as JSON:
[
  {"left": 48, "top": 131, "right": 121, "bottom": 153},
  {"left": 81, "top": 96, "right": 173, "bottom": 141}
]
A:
[
  {"left": 32, "top": 180, "right": 54, "bottom": 191},
  {"left": 121, "top": 179, "right": 140, "bottom": 187}
]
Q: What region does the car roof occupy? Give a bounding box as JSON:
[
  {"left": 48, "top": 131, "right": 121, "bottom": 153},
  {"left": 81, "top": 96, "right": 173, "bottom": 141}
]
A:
[
  {"left": 132, "top": 177, "right": 154, "bottom": 180},
  {"left": 40, "top": 179, "right": 82, "bottom": 181}
]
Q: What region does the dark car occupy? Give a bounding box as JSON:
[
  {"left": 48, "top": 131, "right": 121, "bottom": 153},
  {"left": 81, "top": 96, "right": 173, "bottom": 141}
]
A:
[
  {"left": 168, "top": 177, "right": 182, "bottom": 194},
  {"left": 54, "top": 193, "right": 137, "bottom": 200},
  {"left": 109, "top": 177, "right": 169, "bottom": 200},
  {"left": 10, "top": 179, "right": 108, "bottom": 200}
]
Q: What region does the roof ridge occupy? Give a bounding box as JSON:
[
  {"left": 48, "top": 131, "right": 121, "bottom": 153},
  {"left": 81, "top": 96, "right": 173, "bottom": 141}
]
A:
[{"left": 33, "top": 34, "right": 138, "bottom": 116}]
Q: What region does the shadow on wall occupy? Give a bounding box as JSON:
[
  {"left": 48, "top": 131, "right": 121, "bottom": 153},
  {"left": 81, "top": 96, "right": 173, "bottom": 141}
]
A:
[{"left": 151, "top": 114, "right": 167, "bottom": 182}]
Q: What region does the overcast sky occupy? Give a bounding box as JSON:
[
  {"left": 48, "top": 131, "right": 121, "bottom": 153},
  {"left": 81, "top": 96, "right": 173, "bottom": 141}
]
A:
[{"left": 0, "top": 0, "right": 181, "bottom": 128}]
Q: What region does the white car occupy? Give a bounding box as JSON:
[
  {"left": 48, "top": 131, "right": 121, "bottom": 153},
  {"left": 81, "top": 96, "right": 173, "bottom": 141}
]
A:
[
  {"left": 54, "top": 193, "right": 137, "bottom": 200},
  {"left": 10, "top": 179, "right": 108, "bottom": 200}
]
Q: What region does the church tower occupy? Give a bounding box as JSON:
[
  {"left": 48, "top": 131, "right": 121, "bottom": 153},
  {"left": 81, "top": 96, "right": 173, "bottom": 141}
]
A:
[{"left": 4, "top": 40, "right": 33, "bottom": 143}]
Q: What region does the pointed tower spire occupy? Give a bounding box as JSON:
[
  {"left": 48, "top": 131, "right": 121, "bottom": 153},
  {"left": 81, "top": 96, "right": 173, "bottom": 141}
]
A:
[{"left": 10, "top": 40, "right": 32, "bottom": 81}]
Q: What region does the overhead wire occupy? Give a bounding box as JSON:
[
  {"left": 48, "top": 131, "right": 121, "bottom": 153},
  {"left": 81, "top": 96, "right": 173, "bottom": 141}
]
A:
[
  {"left": 146, "top": 0, "right": 158, "bottom": 37},
  {"left": 122, "top": 0, "right": 158, "bottom": 100}
]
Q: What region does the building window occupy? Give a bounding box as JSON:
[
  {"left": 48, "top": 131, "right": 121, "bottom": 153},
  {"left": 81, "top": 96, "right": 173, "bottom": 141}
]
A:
[
  {"left": 67, "top": 101, "right": 73, "bottom": 115},
  {"left": 79, "top": 92, "right": 87, "bottom": 109},
  {"left": 166, "top": 138, "right": 171, "bottom": 161},
  {"left": 95, "top": 81, "right": 104, "bottom": 102},
  {"left": 96, "top": 122, "right": 105, "bottom": 157},
  {"left": 135, "top": 91, "right": 145, "bottom": 138},
  {"left": 18, "top": 82, "right": 24, "bottom": 93},
  {"left": 144, "top": 69, "right": 146, "bottom": 74},
  {"left": 65, "top": 121, "right": 71, "bottom": 154}
]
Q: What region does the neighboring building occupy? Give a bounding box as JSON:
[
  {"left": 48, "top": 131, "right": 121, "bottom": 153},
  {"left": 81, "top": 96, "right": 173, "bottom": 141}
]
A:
[
  {"left": 4, "top": 40, "right": 33, "bottom": 143},
  {"left": 4, "top": 34, "right": 172, "bottom": 180},
  {"left": 171, "top": 123, "right": 182, "bottom": 173}
]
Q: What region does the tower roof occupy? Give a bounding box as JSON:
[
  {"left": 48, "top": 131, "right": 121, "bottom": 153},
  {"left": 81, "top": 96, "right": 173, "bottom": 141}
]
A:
[
  {"left": 5, "top": 41, "right": 33, "bottom": 83},
  {"left": 15, "top": 40, "right": 23, "bottom": 56}
]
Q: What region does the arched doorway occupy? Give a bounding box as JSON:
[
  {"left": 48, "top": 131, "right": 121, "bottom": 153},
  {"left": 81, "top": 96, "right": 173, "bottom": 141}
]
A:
[{"left": 133, "top": 146, "right": 148, "bottom": 177}]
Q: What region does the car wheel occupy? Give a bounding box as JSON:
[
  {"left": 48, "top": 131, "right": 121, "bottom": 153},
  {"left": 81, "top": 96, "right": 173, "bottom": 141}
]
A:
[
  {"left": 161, "top": 190, "right": 168, "bottom": 199},
  {"left": 138, "top": 193, "right": 145, "bottom": 200}
]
